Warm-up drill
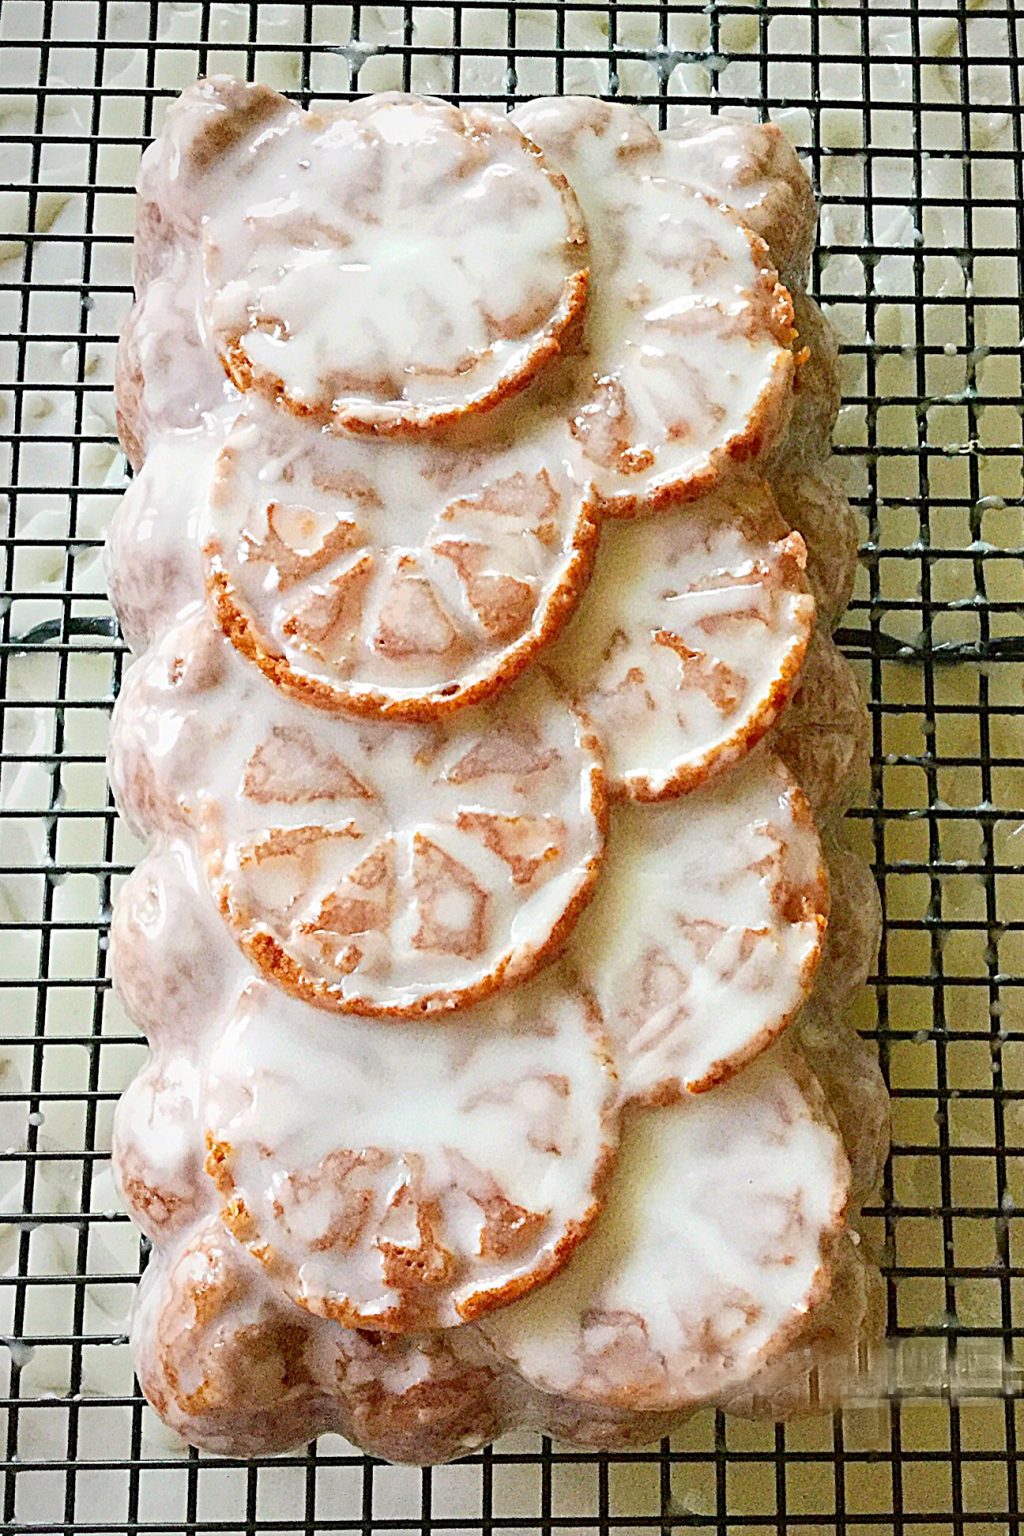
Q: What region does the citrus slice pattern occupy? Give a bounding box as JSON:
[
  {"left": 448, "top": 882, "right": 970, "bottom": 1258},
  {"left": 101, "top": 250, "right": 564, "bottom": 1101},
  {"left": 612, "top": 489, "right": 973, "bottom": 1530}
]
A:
[
  {"left": 203, "top": 92, "right": 589, "bottom": 434},
  {"left": 549, "top": 476, "right": 813, "bottom": 800}
]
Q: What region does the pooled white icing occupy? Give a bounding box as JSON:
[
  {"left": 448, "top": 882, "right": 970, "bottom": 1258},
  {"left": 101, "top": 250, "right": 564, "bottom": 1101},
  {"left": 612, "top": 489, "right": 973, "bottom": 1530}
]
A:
[
  {"left": 109, "top": 613, "right": 605, "bottom": 1016},
  {"left": 511, "top": 96, "right": 796, "bottom": 510},
  {"left": 549, "top": 477, "right": 814, "bottom": 798},
  {"left": 112, "top": 839, "right": 619, "bottom": 1335},
  {"left": 479, "top": 1047, "right": 849, "bottom": 1410},
  {"left": 200, "top": 91, "right": 588, "bottom": 431},
  {"left": 569, "top": 749, "right": 826, "bottom": 1101},
  {"left": 203, "top": 969, "right": 616, "bottom": 1329},
  {"left": 203, "top": 394, "right": 597, "bottom": 715}
]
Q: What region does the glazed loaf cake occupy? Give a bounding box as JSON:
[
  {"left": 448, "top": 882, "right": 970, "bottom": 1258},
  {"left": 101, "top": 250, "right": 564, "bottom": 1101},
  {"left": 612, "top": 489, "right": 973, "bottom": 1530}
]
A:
[{"left": 108, "top": 81, "right": 887, "bottom": 1462}]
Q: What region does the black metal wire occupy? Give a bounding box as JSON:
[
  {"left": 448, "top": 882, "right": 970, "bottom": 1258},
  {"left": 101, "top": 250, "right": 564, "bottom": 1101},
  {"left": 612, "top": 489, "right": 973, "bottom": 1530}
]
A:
[{"left": 1, "top": 1, "right": 1023, "bottom": 1532}]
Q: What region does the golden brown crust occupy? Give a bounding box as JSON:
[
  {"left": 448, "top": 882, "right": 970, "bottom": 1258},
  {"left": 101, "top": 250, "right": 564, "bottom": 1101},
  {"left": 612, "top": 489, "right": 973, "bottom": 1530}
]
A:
[
  {"left": 771, "top": 462, "right": 859, "bottom": 630},
  {"left": 134, "top": 1224, "right": 335, "bottom": 1458},
  {"left": 816, "top": 837, "right": 882, "bottom": 1004},
  {"left": 770, "top": 289, "right": 841, "bottom": 466},
  {"left": 795, "top": 1008, "right": 890, "bottom": 1208},
  {"left": 184, "top": 77, "right": 286, "bottom": 175},
  {"left": 727, "top": 121, "right": 818, "bottom": 282},
  {"left": 771, "top": 630, "right": 870, "bottom": 813},
  {"left": 335, "top": 1333, "right": 503, "bottom": 1463}
]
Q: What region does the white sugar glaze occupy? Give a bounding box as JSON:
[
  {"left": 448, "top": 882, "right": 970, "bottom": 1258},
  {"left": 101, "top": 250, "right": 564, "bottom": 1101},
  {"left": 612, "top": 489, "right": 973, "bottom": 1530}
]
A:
[
  {"left": 110, "top": 841, "right": 237, "bottom": 1243},
  {"left": 109, "top": 839, "right": 241, "bottom": 1038},
  {"left": 114, "top": 829, "right": 617, "bottom": 1333},
  {"left": 112, "top": 84, "right": 817, "bottom": 725},
  {"left": 102, "top": 73, "right": 879, "bottom": 1464},
  {"left": 510, "top": 96, "right": 797, "bottom": 512},
  {"left": 204, "top": 969, "right": 616, "bottom": 1329},
  {"left": 111, "top": 839, "right": 618, "bottom": 1332},
  {"left": 173, "top": 84, "right": 590, "bottom": 432},
  {"left": 105, "top": 423, "right": 227, "bottom": 651},
  {"left": 478, "top": 1046, "right": 850, "bottom": 1411},
  {"left": 569, "top": 748, "right": 827, "bottom": 1101},
  {"left": 114, "top": 1051, "right": 209, "bottom": 1241},
  {"left": 203, "top": 393, "right": 599, "bottom": 716},
  {"left": 109, "top": 612, "right": 606, "bottom": 1016},
  {"left": 116, "top": 258, "right": 237, "bottom": 468},
  {"left": 549, "top": 475, "right": 814, "bottom": 798},
  {"left": 659, "top": 110, "right": 818, "bottom": 281},
  {"left": 113, "top": 839, "right": 880, "bottom": 1452}
]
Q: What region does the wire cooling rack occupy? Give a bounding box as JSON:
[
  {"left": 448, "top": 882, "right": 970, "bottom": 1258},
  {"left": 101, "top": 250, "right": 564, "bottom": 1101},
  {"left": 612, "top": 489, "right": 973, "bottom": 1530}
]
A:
[{"left": 1, "top": 1, "right": 1022, "bottom": 1532}]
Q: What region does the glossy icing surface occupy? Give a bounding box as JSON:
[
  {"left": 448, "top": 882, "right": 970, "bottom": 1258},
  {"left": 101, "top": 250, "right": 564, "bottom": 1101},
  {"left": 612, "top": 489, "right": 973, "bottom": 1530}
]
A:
[
  {"left": 110, "top": 615, "right": 606, "bottom": 1016},
  {"left": 205, "top": 971, "right": 616, "bottom": 1328},
  {"left": 478, "top": 1047, "right": 849, "bottom": 1410},
  {"left": 104, "top": 423, "right": 226, "bottom": 649},
  {"left": 511, "top": 96, "right": 797, "bottom": 512},
  {"left": 112, "top": 838, "right": 620, "bottom": 1331},
  {"left": 202, "top": 92, "right": 589, "bottom": 432},
  {"left": 659, "top": 110, "right": 818, "bottom": 280},
  {"left": 113, "top": 835, "right": 883, "bottom": 1456},
  {"left": 114, "top": 81, "right": 816, "bottom": 724},
  {"left": 204, "top": 395, "right": 599, "bottom": 716},
  {"left": 107, "top": 80, "right": 879, "bottom": 1463},
  {"left": 569, "top": 750, "right": 827, "bottom": 1101},
  {"left": 549, "top": 476, "right": 813, "bottom": 799}
]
